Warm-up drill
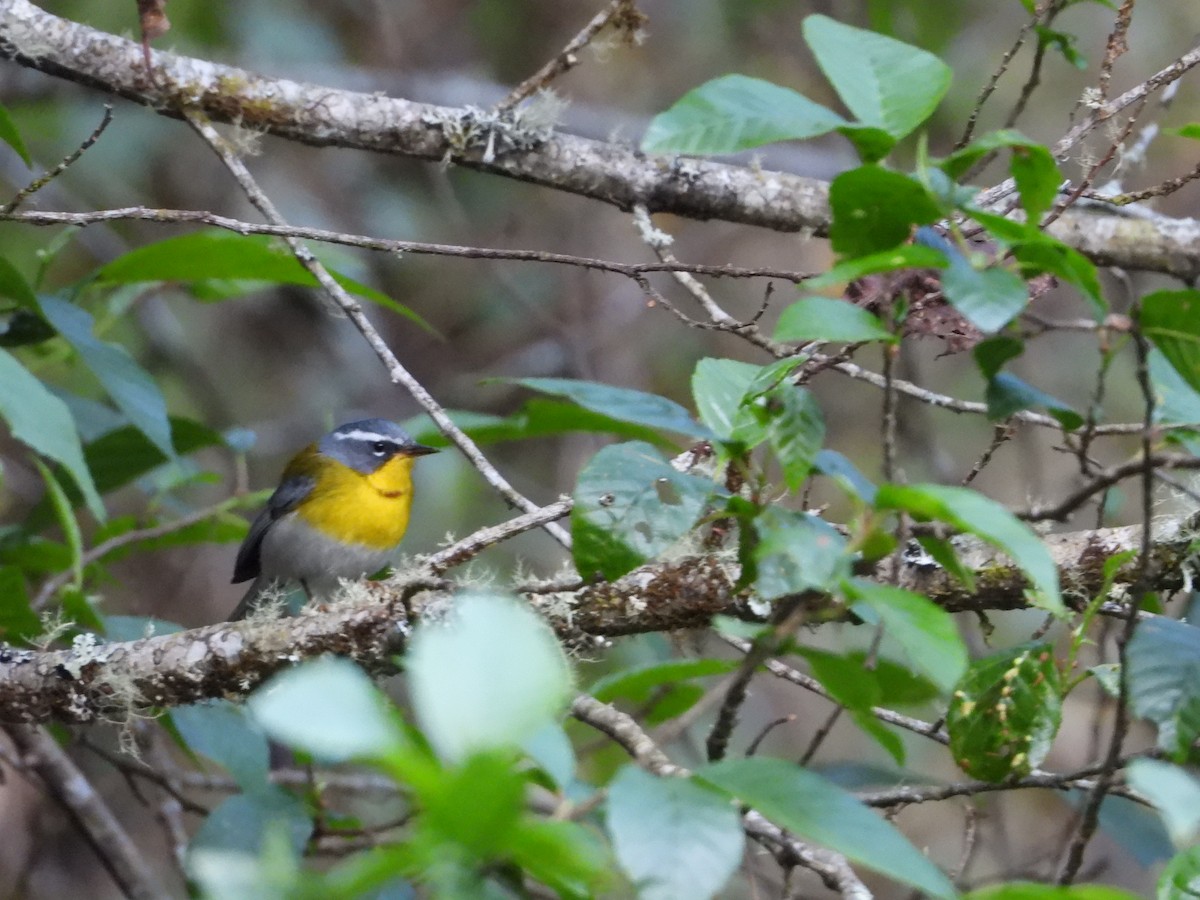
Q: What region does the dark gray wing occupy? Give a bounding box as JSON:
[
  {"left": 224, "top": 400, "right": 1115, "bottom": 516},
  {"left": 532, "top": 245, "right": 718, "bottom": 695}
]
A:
[{"left": 231, "top": 475, "right": 316, "bottom": 583}]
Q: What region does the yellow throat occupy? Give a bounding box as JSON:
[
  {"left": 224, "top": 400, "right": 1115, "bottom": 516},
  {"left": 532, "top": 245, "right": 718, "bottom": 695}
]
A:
[{"left": 297, "top": 453, "right": 416, "bottom": 551}]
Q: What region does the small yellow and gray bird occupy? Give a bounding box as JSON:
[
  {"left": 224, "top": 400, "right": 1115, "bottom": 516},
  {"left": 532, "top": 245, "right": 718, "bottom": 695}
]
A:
[{"left": 229, "top": 418, "right": 437, "bottom": 620}]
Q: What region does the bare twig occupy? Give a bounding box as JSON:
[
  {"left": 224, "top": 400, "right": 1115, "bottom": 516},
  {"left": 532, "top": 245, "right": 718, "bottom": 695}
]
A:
[{"left": 2, "top": 104, "right": 113, "bottom": 214}]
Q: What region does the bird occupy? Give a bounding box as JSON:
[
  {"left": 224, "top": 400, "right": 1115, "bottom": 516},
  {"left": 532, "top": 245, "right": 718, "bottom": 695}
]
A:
[{"left": 229, "top": 418, "right": 437, "bottom": 620}]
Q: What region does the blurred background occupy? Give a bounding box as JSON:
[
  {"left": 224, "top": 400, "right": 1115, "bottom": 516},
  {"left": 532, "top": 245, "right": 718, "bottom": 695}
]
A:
[{"left": 2, "top": 0, "right": 1200, "bottom": 895}]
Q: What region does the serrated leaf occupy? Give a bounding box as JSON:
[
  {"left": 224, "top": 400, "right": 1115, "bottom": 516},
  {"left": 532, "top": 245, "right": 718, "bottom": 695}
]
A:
[
  {"left": 39, "top": 296, "right": 174, "bottom": 459},
  {"left": 0, "top": 103, "right": 30, "bottom": 167},
  {"left": 1126, "top": 616, "right": 1200, "bottom": 758},
  {"left": 697, "top": 757, "right": 956, "bottom": 899},
  {"left": 606, "top": 766, "right": 743, "bottom": 900},
  {"left": 572, "top": 441, "right": 714, "bottom": 580},
  {"left": 876, "top": 482, "right": 1063, "bottom": 615},
  {"left": 946, "top": 642, "right": 1062, "bottom": 782},
  {"left": 942, "top": 256, "right": 1028, "bottom": 332},
  {"left": 249, "top": 656, "right": 405, "bottom": 762},
  {"left": 0, "top": 347, "right": 103, "bottom": 519},
  {"left": 753, "top": 506, "right": 850, "bottom": 600},
  {"left": 845, "top": 578, "right": 968, "bottom": 692},
  {"left": 803, "top": 15, "right": 952, "bottom": 141},
  {"left": 1127, "top": 759, "right": 1200, "bottom": 848},
  {"left": 774, "top": 297, "right": 893, "bottom": 344},
  {"left": 641, "top": 74, "right": 846, "bottom": 155},
  {"left": 1142, "top": 290, "right": 1200, "bottom": 396},
  {"left": 508, "top": 377, "right": 711, "bottom": 439},
  {"left": 408, "top": 593, "right": 573, "bottom": 763},
  {"left": 829, "top": 165, "right": 941, "bottom": 257},
  {"left": 747, "top": 383, "right": 825, "bottom": 489}
]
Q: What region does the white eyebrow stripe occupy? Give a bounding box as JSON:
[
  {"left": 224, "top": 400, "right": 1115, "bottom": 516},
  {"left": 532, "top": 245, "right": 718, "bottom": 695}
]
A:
[{"left": 334, "top": 429, "right": 398, "bottom": 443}]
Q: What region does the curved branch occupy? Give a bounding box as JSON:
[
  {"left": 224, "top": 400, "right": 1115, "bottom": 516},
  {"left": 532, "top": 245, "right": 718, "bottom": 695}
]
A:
[{"left": 3, "top": 0, "right": 1200, "bottom": 280}]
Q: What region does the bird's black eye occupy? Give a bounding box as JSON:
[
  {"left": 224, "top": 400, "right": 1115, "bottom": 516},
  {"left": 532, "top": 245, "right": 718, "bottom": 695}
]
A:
[{"left": 372, "top": 441, "right": 389, "bottom": 456}]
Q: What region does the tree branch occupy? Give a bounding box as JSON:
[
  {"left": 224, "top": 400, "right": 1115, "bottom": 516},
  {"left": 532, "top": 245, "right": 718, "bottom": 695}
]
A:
[{"left": 3, "top": 0, "right": 1200, "bottom": 279}]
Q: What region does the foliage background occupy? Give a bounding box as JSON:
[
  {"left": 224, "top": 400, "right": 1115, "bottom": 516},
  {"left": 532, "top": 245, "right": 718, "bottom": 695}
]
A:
[{"left": 3, "top": 0, "right": 1200, "bottom": 897}]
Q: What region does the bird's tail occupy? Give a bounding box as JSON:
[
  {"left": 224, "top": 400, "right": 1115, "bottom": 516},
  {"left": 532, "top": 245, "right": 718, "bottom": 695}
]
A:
[{"left": 228, "top": 575, "right": 268, "bottom": 621}]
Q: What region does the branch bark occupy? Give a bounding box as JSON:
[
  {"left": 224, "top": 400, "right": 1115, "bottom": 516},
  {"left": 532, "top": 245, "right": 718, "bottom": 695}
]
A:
[{"left": 2, "top": 0, "right": 1199, "bottom": 280}]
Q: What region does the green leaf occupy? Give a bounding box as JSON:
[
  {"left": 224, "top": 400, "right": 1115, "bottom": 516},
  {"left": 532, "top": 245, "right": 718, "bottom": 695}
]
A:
[
  {"left": 405, "top": 402, "right": 674, "bottom": 451},
  {"left": 697, "top": 757, "right": 956, "bottom": 899},
  {"left": 753, "top": 506, "right": 850, "bottom": 600},
  {"left": 1012, "top": 238, "right": 1103, "bottom": 313},
  {"left": 0, "top": 256, "right": 38, "bottom": 307},
  {"left": 591, "top": 658, "right": 738, "bottom": 702},
  {"left": 1127, "top": 759, "right": 1200, "bottom": 848},
  {"left": 508, "top": 377, "right": 711, "bottom": 439},
  {"left": 965, "top": 883, "right": 1141, "bottom": 900},
  {"left": 814, "top": 448, "right": 877, "bottom": 504},
  {"left": 1159, "top": 846, "right": 1200, "bottom": 900},
  {"left": 876, "top": 482, "right": 1063, "bottom": 615},
  {"left": 249, "top": 656, "right": 405, "bottom": 762},
  {"left": 691, "top": 357, "right": 762, "bottom": 444},
  {"left": 845, "top": 578, "right": 968, "bottom": 692},
  {"left": 796, "top": 647, "right": 905, "bottom": 763},
  {"left": 986, "top": 373, "right": 1083, "bottom": 429},
  {"left": 85, "top": 417, "right": 223, "bottom": 495},
  {"left": 0, "top": 103, "right": 30, "bottom": 167},
  {"left": 1010, "top": 144, "right": 1061, "bottom": 221},
  {"left": 836, "top": 124, "right": 897, "bottom": 164},
  {"left": 807, "top": 244, "right": 949, "bottom": 288},
  {"left": 803, "top": 15, "right": 952, "bottom": 141},
  {"left": 190, "top": 788, "right": 311, "bottom": 856},
  {"left": 1142, "top": 290, "right": 1200, "bottom": 395},
  {"left": 974, "top": 336, "right": 1023, "bottom": 380},
  {"left": 93, "top": 231, "right": 430, "bottom": 330},
  {"left": 946, "top": 642, "right": 1062, "bottom": 782},
  {"left": 0, "top": 568, "right": 44, "bottom": 641},
  {"left": 642, "top": 74, "right": 845, "bottom": 155},
  {"left": 1126, "top": 616, "right": 1200, "bottom": 758},
  {"left": 172, "top": 700, "right": 270, "bottom": 794},
  {"left": 774, "top": 297, "right": 893, "bottom": 344},
  {"left": 407, "top": 593, "right": 573, "bottom": 763},
  {"left": 39, "top": 297, "right": 174, "bottom": 459},
  {"left": 829, "top": 165, "right": 941, "bottom": 257},
  {"left": 942, "top": 257, "right": 1028, "bottom": 332},
  {"left": 572, "top": 441, "right": 714, "bottom": 580},
  {"left": 33, "top": 458, "right": 82, "bottom": 592},
  {"left": 1165, "top": 124, "right": 1200, "bottom": 141},
  {"left": 747, "top": 383, "right": 825, "bottom": 490},
  {"left": 941, "top": 129, "right": 1040, "bottom": 181},
  {"left": 0, "top": 347, "right": 104, "bottom": 519},
  {"left": 1151, "top": 348, "right": 1200, "bottom": 426},
  {"left": 606, "top": 766, "right": 743, "bottom": 900}
]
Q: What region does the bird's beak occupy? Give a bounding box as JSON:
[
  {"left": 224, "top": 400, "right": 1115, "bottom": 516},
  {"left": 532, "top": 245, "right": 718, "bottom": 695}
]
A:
[{"left": 405, "top": 444, "right": 439, "bottom": 457}]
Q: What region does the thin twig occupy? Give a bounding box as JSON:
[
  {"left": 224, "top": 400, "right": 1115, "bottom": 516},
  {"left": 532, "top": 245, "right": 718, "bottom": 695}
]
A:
[
  {"left": 183, "top": 111, "right": 571, "bottom": 548},
  {"left": 2, "top": 104, "right": 114, "bottom": 214}
]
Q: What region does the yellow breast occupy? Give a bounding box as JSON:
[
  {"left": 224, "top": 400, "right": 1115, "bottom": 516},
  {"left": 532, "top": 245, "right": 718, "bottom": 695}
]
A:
[{"left": 296, "top": 454, "right": 416, "bottom": 551}]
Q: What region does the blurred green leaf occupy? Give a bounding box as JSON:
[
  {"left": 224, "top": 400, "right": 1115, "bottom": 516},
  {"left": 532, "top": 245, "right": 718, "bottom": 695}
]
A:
[
  {"left": 408, "top": 593, "right": 572, "bottom": 763},
  {"left": 33, "top": 458, "right": 82, "bottom": 592},
  {"left": 942, "top": 256, "right": 1028, "bottom": 332},
  {"left": 965, "top": 883, "right": 1140, "bottom": 900},
  {"left": 404, "top": 402, "right": 673, "bottom": 451},
  {"left": 641, "top": 74, "right": 845, "bottom": 155},
  {"left": 39, "top": 296, "right": 175, "bottom": 459},
  {"left": 814, "top": 448, "right": 878, "bottom": 504},
  {"left": 946, "top": 642, "right": 1061, "bottom": 782},
  {"left": 774, "top": 297, "right": 894, "bottom": 344},
  {"left": 1009, "top": 144, "right": 1060, "bottom": 221},
  {"left": 753, "top": 506, "right": 850, "bottom": 600},
  {"left": 607, "top": 765, "right": 743, "bottom": 900},
  {"left": 797, "top": 647, "right": 905, "bottom": 763},
  {"left": 829, "top": 166, "right": 941, "bottom": 257},
  {"left": 1126, "top": 616, "right": 1200, "bottom": 759},
  {"left": 691, "top": 357, "right": 763, "bottom": 445},
  {"left": 1159, "top": 846, "right": 1200, "bottom": 900},
  {"left": 1165, "top": 124, "right": 1200, "bottom": 141},
  {"left": 0, "top": 567, "right": 44, "bottom": 642},
  {"left": 190, "top": 788, "right": 311, "bottom": 856},
  {"left": 745, "top": 382, "right": 825, "bottom": 490},
  {"left": 1151, "top": 349, "right": 1200, "bottom": 426},
  {"left": 508, "top": 377, "right": 711, "bottom": 439},
  {"left": 93, "top": 231, "right": 431, "bottom": 330},
  {"left": 172, "top": 700, "right": 271, "bottom": 793},
  {"left": 985, "top": 373, "right": 1083, "bottom": 429},
  {"left": 572, "top": 441, "right": 715, "bottom": 581},
  {"left": 0, "top": 103, "right": 30, "bottom": 167},
  {"left": 807, "top": 244, "right": 949, "bottom": 288},
  {"left": 85, "top": 417, "right": 224, "bottom": 495},
  {"left": 1011, "top": 238, "right": 1103, "bottom": 313},
  {"left": 249, "top": 656, "right": 405, "bottom": 763},
  {"left": 876, "top": 483, "right": 1063, "bottom": 615},
  {"left": 803, "top": 15, "right": 952, "bottom": 141},
  {"left": 591, "top": 658, "right": 738, "bottom": 702},
  {"left": 0, "top": 256, "right": 37, "bottom": 307},
  {"left": 697, "top": 756, "right": 956, "bottom": 898},
  {"left": 0, "top": 347, "right": 104, "bottom": 519},
  {"left": 1127, "top": 759, "right": 1200, "bottom": 847},
  {"left": 845, "top": 578, "right": 968, "bottom": 692},
  {"left": 1142, "top": 290, "right": 1200, "bottom": 395}
]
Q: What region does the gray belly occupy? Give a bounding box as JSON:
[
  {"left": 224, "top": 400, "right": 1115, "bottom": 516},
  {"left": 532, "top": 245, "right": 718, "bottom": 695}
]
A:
[{"left": 258, "top": 513, "right": 396, "bottom": 595}]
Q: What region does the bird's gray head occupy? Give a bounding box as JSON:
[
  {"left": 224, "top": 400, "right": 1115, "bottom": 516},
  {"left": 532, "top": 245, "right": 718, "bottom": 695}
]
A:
[{"left": 318, "top": 418, "right": 437, "bottom": 474}]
